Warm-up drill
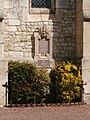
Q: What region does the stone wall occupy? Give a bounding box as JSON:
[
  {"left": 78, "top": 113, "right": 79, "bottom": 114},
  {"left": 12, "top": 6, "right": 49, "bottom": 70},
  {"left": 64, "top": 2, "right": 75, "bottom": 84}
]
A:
[
  {"left": 53, "top": 8, "right": 76, "bottom": 62},
  {"left": 3, "top": 0, "right": 76, "bottom": 62},
  {"left": 82, "top": 0, "right": 90, "bottom": 104},
  {"left": 0, "top": 0, "right": 78, "bottom": 106}
]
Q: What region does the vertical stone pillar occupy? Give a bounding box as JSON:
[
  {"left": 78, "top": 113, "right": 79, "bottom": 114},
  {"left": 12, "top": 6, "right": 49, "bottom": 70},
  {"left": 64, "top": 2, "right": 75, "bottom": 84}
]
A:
[
  {"left": 0, "top": 0, "right": 8, "bottom": 107},
  {"left": 76, "top": 0, "right": 83, "bottom": 57},
  {"left": 0, "top": 59, "right": 8, "bottom": 107},
  {"left": 0, "top": 27, "right": 8, "bottom": 106},
  {"left": 82, "top": 0, "right": 90, "bottom": 104},
  {"left": 56, "top": 0, "right": 59, "bottom": 8}
]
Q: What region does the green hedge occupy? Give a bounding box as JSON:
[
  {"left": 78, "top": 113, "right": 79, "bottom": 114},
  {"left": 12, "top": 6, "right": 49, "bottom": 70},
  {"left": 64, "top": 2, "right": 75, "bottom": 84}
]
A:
[
  {"left": 8, "top": 60, "right": 83, "bottom": 104},
  {"left": 8, "top": 61, "right": 50, "bottom": 104}
]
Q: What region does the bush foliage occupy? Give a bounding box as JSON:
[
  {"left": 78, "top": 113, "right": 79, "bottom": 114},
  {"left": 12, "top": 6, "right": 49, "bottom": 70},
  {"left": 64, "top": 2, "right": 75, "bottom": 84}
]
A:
[
  {"left": 50, "top": 61, "right": 83, "bottom": 103},
  {"left": 8, "top": 61, "right": 50, "bottom": 104},
  {"left": 8, "top": 60, "right": 83, "bottom": 104}
]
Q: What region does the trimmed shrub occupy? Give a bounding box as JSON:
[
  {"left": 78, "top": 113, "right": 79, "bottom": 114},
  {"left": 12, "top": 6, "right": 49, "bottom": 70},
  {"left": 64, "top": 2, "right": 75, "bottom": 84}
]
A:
[
  {"left": 50, "top": 61, "right": 83, "bottom": 103},
  {"left": 34, "top": 68, "right": 50, "bottom": 103},
  {"left": 8, "top": 61, "right": 50, "bottom": 104}
]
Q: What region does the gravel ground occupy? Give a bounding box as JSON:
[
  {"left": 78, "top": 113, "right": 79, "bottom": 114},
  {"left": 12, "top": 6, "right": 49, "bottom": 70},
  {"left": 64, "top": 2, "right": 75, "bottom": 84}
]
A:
[{"left": 0, "top": 105, "right": 90, "bottom": 120}]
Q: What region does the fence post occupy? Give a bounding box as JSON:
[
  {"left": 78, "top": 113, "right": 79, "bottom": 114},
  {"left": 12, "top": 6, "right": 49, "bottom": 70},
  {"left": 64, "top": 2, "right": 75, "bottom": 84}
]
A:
[{"left": 2, "top": 82, "right": 8, "bottom": 107}]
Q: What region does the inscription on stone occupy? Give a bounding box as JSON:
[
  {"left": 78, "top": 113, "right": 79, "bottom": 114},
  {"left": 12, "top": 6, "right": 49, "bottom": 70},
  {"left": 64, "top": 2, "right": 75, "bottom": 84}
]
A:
[
  {"left": 38, "top": 60, "right": 50, "bottom": 67},
  {"left": 38, "top": 38, "right": 49, "bottom": 55}
]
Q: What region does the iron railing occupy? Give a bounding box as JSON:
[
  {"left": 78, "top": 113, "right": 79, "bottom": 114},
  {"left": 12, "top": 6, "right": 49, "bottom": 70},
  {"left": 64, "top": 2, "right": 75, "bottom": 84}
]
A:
[{"left": 3, "top": 82, "right": 84, "bottom": 107}]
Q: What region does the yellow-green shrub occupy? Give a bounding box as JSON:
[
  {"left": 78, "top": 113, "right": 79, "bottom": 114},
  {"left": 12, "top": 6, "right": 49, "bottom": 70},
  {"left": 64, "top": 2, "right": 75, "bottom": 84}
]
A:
[{"left": 50, "top": 61, "right": 83, "bottom": 103}]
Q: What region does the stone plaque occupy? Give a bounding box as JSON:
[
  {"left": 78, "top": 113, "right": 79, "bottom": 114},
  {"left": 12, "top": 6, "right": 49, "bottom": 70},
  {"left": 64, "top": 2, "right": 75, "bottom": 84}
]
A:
[
  {"left": 37, "top": 59, "right": 50, "bottom": 67},
  {"left": 38, "top": 38, "right": 49, "bottom": 55}
]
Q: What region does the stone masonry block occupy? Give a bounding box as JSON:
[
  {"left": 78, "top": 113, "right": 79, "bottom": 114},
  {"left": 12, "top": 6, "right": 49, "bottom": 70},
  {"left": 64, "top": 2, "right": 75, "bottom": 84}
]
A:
[
  {"left": 0, "top": 44, "right": 4, "bottom": 57},
  {"left": 9, "top": 51, "right": 23, "bottom": 58},
  {"left": 7, "top": 26, "right": 17, "bottom": 32},
  {"left": 9, "top": 20, "right": 20, "bottom": 25},
  {"left": 4, "top": 1, "right": 13, "bottom": 9},
  {"left": 7, "top": 12, "right": 18, "bottom": 19},
  {"left": 19, "top": 0, "right": 28, "bottom": 7}
]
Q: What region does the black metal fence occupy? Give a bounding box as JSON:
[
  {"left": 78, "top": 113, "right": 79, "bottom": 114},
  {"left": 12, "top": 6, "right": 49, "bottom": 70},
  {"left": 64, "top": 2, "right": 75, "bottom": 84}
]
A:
[{"left": 3, "top": 82, "right": 84, "bottom": 107}]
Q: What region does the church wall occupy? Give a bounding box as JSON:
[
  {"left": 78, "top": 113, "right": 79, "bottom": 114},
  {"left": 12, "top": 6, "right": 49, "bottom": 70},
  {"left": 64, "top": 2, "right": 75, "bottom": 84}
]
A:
[
  {"left": 3, "top": 0, "right": 76, "bottom": 62},
  {"left": 0, "top": 0, "right": 78, "bottom": 106}
]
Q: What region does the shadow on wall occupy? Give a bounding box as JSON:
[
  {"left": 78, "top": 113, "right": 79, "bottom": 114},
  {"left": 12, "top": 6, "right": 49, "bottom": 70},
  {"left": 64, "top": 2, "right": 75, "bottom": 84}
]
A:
[
  {"left": 31, "top": 34, "right": 35, "bottom": 59},
  {"left": 49, "top": 0, "right": 81, "bottom": 63}
]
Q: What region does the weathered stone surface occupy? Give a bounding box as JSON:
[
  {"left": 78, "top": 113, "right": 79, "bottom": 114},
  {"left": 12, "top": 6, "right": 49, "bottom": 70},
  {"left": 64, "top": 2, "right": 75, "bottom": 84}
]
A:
[
  {"left": 23, "top": 52, "right": 31, "bottom": 57},
  {"left": 82, "top": 57, "right": 90, "bottom": 104},
  {"left": 7, "top": 26, "right": 17, "bottom": 31},
  {"left": 7, "top": 12, "right": 18, "bottom": 19},
  {"left": 0, "top": 44, "right": 4, "bottom": 57},
  {"left": 4, "top": 1, "right": 13, "bottom": 9},
  {"left": 0, "top": 59, "right": 8, "bottom": 106},
  {"left": 83, "top": 0, "right": 90, "bottom": 104},
  {"left": 9, "top": 51, "right": 23, "bottom": 58},
  {"left": 83, "top": 0, "right": 90, "bottom": 18},
  {"left": 19, "top": 0, "right": 28, "bottom": 7},
  {"left": 84, "top": 94, "right": 90, "bottom": 104},
  {"left": 0, "top": 0, "right": 4, "bottom": 19},
  {"left": 8, "top": 20, "right": 20, "bottom": 25},
  {"left": 0, "top": 34, "right": 4, "bottom": 44}
]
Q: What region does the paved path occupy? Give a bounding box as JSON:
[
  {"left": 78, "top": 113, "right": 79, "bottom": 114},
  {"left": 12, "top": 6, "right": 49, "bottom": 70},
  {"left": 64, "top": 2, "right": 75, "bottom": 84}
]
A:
[{"left": 0, "top": 105, "right": 90, "bottom": 120}]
